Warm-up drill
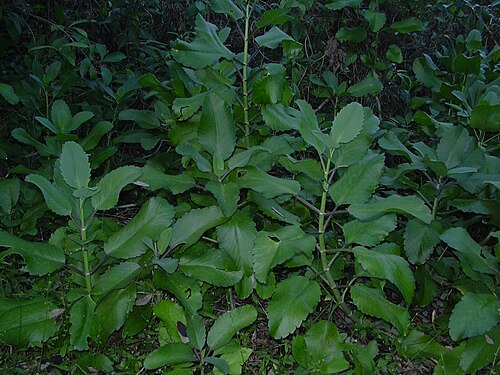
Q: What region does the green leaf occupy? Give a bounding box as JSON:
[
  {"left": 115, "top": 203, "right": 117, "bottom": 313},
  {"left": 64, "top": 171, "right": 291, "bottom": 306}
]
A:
[
  {"left": 154, "top": 271, "right": 202, "bottom": 314},
  {"left": 144, "top": 343, "right": 196, "bottom": 369},
  {"left": 81, "top": 121, "right": 114, "bottom": 151},
  {"left": 91, "top": 166, "right": 142, "bottom": 210},
  {"left": 140, "top": 165, "right": 195, "bottom": 194},
  {"left": 227, "top": 146, "right": 271, "bottom": 170},
  {"left": 404, "top": 219, "right": 442, "bottom": 264},
  {"left": 179, "top": 247, "right": 243, "bottom": 287},
  {"left": 210, "top": 0, "right": 243, "bottom": 20},
  {"left": 206, "top": 181, "right": 239, "bottom": 217},
  {"left": 343, "top": 214, "right": 397, "bottom": 246},
  {"left": 397, "top": 330, "right": 447, "bottom": 360},
  {"left": 329, "top": 153, "right": 384, "bottom": 205},
  {"left": 440, "top": 227, "right": 498, "bottom": 275},
  {"left": 0, "top": 298, "right": 59, "bottom": 346},
  {"left": 238, "top": 166, "right": 300, "bottom": 198},
  {"left": 118, "top": 109, "right": 160, "bottom": 129},
  {"left": 268, "top": 276, "right": 321, "bottom": 338},
  {"left": 51, "top": 99, "right": 72, "bottom": 133},
  {"left": 460, "top": 327, "right": 500, "bottom": 373},
  {"left": 253, "top": 74, "right": 285, "bottom": 105},
  {"left": 0, "top": 178, "right": 20, "bottom": 213},
  {"left": 76, "top": 354, "right": 113, "bottom": 373},
  {"left": 465, "top": 29, "right": 482, "bottom": 53},
  {"left": 449, "top": 293, "right": 500, "bottom": 341},
  {"left": 386, "top": 44, "right": 403, "bottom": 63},
  {"left": 292, "top": 321, "right": 349, "bottom": 373},
  {"left": 93, "top": 262, "right": 142, "bottom": 296},
  {"left": 297, "top": 100, "right": 328, "bottom": 153},
  {"left": 437, "top": 126, "right": 474, "bottom": 170},
  {"left": 69, "top": 111, "right": 94, "bottom": 132},
  {"left": 70, "top": 295, "right": 97, "bottom": 351},
  {"left": 217, "top": 211, "right": 256, "bottom": 275},
  {"left": 186, "top": 312, "right": 206, "bottom": 350},
  {"left": 170, "top": 206, "right": 227, "bottom": 249},
  {"left": 470, "top": 91, "right": 500, "bottom": 132},
  {"left": 94, "top": 284, "right": 136, "bottom": 344},
  {"left": 172, "top": 14, "right": 235, "bottom": 69},
  {"left": 25, "top": 174, "right": 72, "bottom": 216},
  {"left": 255, "top": 26, "right": 296, "bottom": 49},
  {"left": 199, "top": 93, "right": 236, "bottom": 167},
  {"left": 0, "top": 231, "right": 65, "bottom": 275},
  {"left": 253, "top": 226, "right": 315, "bottom": 283},
  {"left": 262, "top": 103, "right": 301, "bottom": 131},
  {"left": 102, "top": 51, "right": 126, "bottom": 63},
  {"left": 60, "top": 141, "right": 91, "bottom": 189},
  {"left": 336, "top": 27, "right": 366, "bottom": 43},
  {"left": 353, "top": 247, "right": 415, "bottom": 304},
  {"left": 390, "top": 17, "right": 425, "bottom": 33},
  {"left": 325, "top": 0, "right": 362, "bottom": 10},
  {"left": 104, "top": 197, "right": 175, "bottom": 259},
  {"left": 363, "top": 10, "right": 386, "bottom": 32},
  {"left": 256, "top": 8, "right": 293, "bottom": 29},
  {"left": 348, "top": 73, "right": 383, "bottom": 97},
  {"left": 350, "top": 285, "right": 410, "bottom": 334},
  {"left": 207, "top": 305, "right": 257, "bottom": 349},
  {"left": 0, "top": 82, "right": 19, "bottom": 104},
  {"left": 413, "top": 56, "right": 442, "bottom": 91},
  {"left": 348, "top": 195, "right": 432, "bottom": 224},
  {"left": 330, "top": 102, "right": 365, "bottom": 145}
]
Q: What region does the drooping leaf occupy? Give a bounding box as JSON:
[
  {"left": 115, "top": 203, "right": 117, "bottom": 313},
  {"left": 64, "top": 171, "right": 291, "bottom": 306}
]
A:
[
  {"left": 92, "top": 262, "right": 142, "bottom": 296},
  {"left": 256, "top": 8, "right": 293, "bottom": 29},
  {"left": 60, "top": 141, "right": 91, "bottom": 189},
  {"left": 350, "top": 285, "right": 410, "bottom": 334},
  {"left": 186, "top": 312, "right": 206, "bottom": 350},
  {"left": 140, "top": 165, "right": 195, "bottom": 194},
  {"left": 330, "top": 153, "right": 384, "bottom": 205},
  {"left": 118, "top": 109, "right": 160, "bottom": 129},
  {"left": 348, "top": 195, "right": 432, "bottom": 224},
  {"left": 238, "top": 166, "right": 300, "bottom": 198},
  {"left": 0, "top": 231, "right": 65, "bottom": 275},
  {"left": 397, "top": 330, "right": 447, "bottom": 360},
  {"left": 210, "top": 0, "right": 243, "bottom": 20},
  {"left": 154, "top": 271, "right": 202, "bottom": 314},
  {"left": 216, "top": 211, "right": 256, "bottom": 275},
  {"left": 268, "top": 276, "right": 321, "bottom": 339},
  {"left": 104, "top": 197, "right": 175, "bottom": 258},
  {"left": 144, "top": 343, "right": 196, "bottom": 369},
  {"left": 449, "top": 293, "right": 500, "bottom": 341},
  {"left": 460, "top": 327, "right": 500, "bottom": 373},
  {"left": 413, "top": 56, "right": 442, "bottom": 91},
  {"left": 172, "top": 14, "right": 235, "bottom": 69},
  {"left": 170, "top": 206, "right": 227, "bottom": 249},
  {"left": 404, "top": 219, "right": 442, "bottom": 264},
  {"left": 353, "top": 247, "right": 415, "bottom": 304},
  {"left": 436, "top": 126, "right": 474, "bottom": 170},
  {"left": 70, "top": 295, "right": 97, "bottom": 351},
  {"left": 330, "top": 102, "right": 365, "bottom": 145},
  {"left": 255, "top": 26, "right": 296, "bottom": 49},
  {"left": 253, "top": 226, "right": 315, "bottom": 283},
  {"left": 91, "top": 166, "right": 142, "bottom": 210},
  {"left": 0, "top": 298, "right": 59, "bottom": 346},
  {"left": 199, "top": 93, "right": 236, "bottom": 169},
  {"left": 343, "top": 214, "right": 397, "bottom": 246},
  {"left": 207, "top": 305, "right": 257, "bottom": 349},
  {"left": 297, "top": 100, "right": 328, "bottom": 154},
  {"left": 0, "top": 178, "right": 20, "bottom": 213},
  {"left": 262, "top": 103, "right": 301, "bottom": 131},
  {"left": 227, "top": 146, "right": 271, "bottom": 170},
  {"left": 25, "top": 174, "right": 73, "bottom": 216}
]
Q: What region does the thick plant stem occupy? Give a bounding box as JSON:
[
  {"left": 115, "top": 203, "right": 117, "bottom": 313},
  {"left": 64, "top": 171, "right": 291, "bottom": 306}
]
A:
[
  {"left": 242, "top": 1, "right": 251, "bottom": 148},
  {"left": 79, "top": 198, "right": 92, "bottom": 293},
  {"left": 319, "top": 151, "right": 352, "bottom": 316}
]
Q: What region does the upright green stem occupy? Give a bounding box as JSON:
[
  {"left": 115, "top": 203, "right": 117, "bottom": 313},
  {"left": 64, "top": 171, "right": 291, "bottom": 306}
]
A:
[
  {"left": 318, "top": 150, "right": 352, "bottom": 316},
  {"left": 242, "top": 1, "right": 251, "bottom": 148},
  {"left": 79, "top": 198, "right": 92, "bottom": 293}
]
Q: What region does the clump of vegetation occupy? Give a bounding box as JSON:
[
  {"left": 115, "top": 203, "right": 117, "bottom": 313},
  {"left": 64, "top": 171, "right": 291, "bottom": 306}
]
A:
[{"left": 0, "top": 0, "right": 498, "bottom": 373}]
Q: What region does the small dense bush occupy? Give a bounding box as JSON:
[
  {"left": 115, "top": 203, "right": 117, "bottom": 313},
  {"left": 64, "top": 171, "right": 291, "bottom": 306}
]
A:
[{"left": 0, "top": 0, "right": 498, "bottom": 373}]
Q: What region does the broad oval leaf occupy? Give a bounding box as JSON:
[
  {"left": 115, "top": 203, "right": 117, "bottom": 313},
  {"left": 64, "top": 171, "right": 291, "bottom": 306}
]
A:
[
  {"left": 350, "top": 285, "right": 410, "bottom": 334},
  {"left": 353, "top": 247, "right": 415, "bottom": 304},
  {"left": 343, "top": 214, "right": 397, "bottom": 246},
  {"left": 207, "top": 305, "right": 257, "bottom": 349},
  {"left": 335, "top": 27, "right": 366, "bottom": 43},
  {"left": 449, "top": 293, "right": 500, "bottom": 341},
  {"left": 206, "top": 181, "right": 239, "bottom": 217},
  {"left": 92, "top": 262, "right": 142, "bottom": 296},
  {"left": 70, "top": 295, "right": 97, "bottom": 351},
  {"left": 0, "top": 231, "right": 65, "bottom": 275},
  {"left": 347, "top": 73, "right": 383, "bottom": 97},
  {"left": 0, "top": 82, "right": 19, "bottom": 104},
  {"left": 268, "top": 276, "right": 321, "bottom": 339},
  {"left": 0, "top": 298, "right": 59, "bottom": 346},
  {"left": 91, "top": 166, "right": 142, "bottom": 210},
  {"left": 104, "top": 197, "right": 175, "bottom": 259},
  {"left": 404, "top": 219, "right": 443, "bottom": 264},
  {"left": 390, "top": 17, "right": 425, "bottom": 33},
  {"left": 25, "top": 174, "right": 72, "bottom": 216},
  {"left": 60, "top": 141, "right": 90, "bottom": 189},
  {"left": 238, "top": 166, "right": 300, "bottom": 199},
  {"left": 330, "top": 102, "right": 365, "bottom": 145},
  {"left": 210, "top": 0, "right": 244, "bottom": 20},
  {"left": 144, "top": 343, "right": 196, "bottom": 369},
  {"left": 51, "top": 99, "right": 72, "bottom": 133}
]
